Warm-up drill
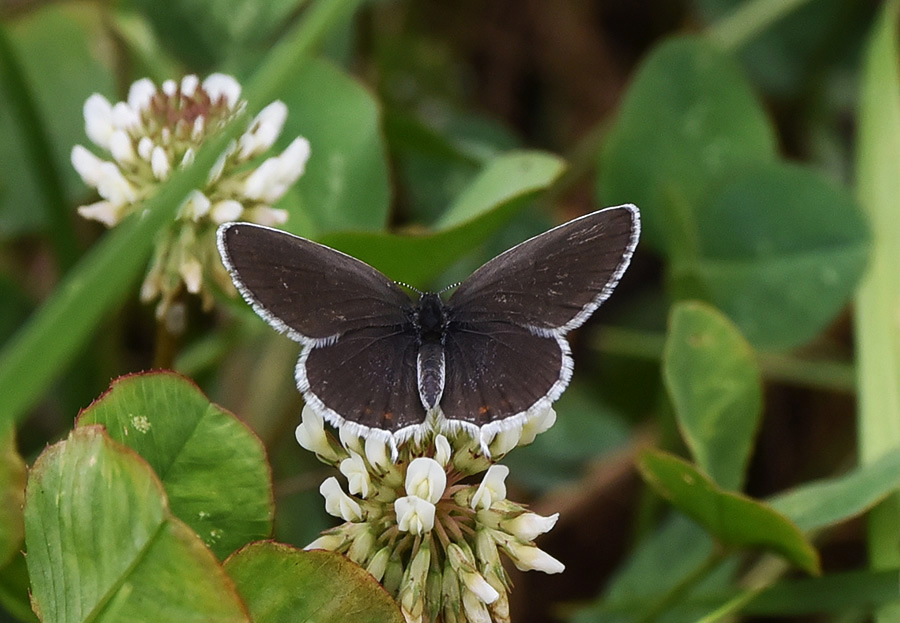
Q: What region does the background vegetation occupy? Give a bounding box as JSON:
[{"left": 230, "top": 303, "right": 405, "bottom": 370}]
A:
[{"left": 0, "top": 0, "right": 897, "bottom": 621}]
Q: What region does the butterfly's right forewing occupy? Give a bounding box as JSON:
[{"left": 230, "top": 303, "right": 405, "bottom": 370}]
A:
[
  {"left": 447, "top": 205, "right": 639, "bottom": 334},
  {"left": 218, "top": 223, "right": 413, "bottom": 342},
  {"left": 219, "top": 223, "right": 427, "bottom": 434}
]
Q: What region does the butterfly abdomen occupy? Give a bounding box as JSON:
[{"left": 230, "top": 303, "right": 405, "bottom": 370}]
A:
[
  {"left": 415, "top": 293, "right": 447, "bottom": 410},
  {"left": 417, "top": 341, "right": 444, "bottom": 410}
]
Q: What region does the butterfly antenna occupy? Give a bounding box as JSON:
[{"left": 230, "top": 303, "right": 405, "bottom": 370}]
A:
[
  {"left": 439, "top": 282, "right": 461, "bottom": 294},
  {"left": 395, "top": 281, "right": 422, "bottom": 295}
]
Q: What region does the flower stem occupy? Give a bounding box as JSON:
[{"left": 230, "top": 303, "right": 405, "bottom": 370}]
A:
[
  {"left": 707, "top": 0, "right": 816, "bottom": 52},
  {"left": 154, "top": 317, "right": 179, "bottom": 370},
  {"left": 634, "top": 551, "right": 724, "bottom": 623},
  {"left": 593, "top": 325, "right": 856, "bottom": 394}
]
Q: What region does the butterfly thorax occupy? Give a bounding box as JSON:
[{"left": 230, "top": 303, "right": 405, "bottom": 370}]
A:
[
  {"left": 416, "top": 293, "right": 446, "bottom": 341},
  {"left": 415, "top": 293, "right": 447, "bottom": 410}
]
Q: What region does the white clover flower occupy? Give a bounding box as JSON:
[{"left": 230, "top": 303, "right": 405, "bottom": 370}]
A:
[
  {"left": 71, "top": 145, "right": 106, "bottom": 186},
  {"left": 151, "top": 146, "right": 171, "bottom": 180},
  {"left": 340, "top": 451, "right": 371, "bottom": 498},
  {"left": 502, "top": 539, "right": 565, "bottom": 574},
  {"left": 519, "top": 406, "right": 557, "bottom": 446},
  {"left": 108, "top": 130, "right": 135, "bottom": 164},
  {"left": 462, "top": 588, "right": 493, "bottom": 623},
  {"left": 320, "top": 477, "right": 362, "bottom": 522},
  {"left": 395, "top": 495, "right": 436, "bottom": 534},
  {"left": 83, "top": 94, "right": 115, "bottom": 148},
  {"left": 303, "top": 533, "right": 345, "bottom": 551},
  {"left": 202, "top": 73, "right": 242, "bottom": 108},
  {"left": 239, "top": 101, "right": 288, "bottom": 159},
  {"left": 295, "top": 405, "right": 340, "bottom": 463},
  {"left": 405, "top": 457, "right": 446, "bottom": 504},
  {"left": 502, "top": 511, "right": 559, "bottom": 541},
  {"left": 366, "top": 546, "right": 391, "bottom": 582},
  {"left": 300, "top": 428, "right": 562, "bottom": 621},
  {"left": 210, "top": 200, "right": 244, "bottom": 224},
  {"left": 339, "top": 425, "right": 364, "bottom": 455},
  {"left": 365, "top": 435, "right": 393, "bottom": 472},
  {"left": 434, "top": 434, "right": 452, "bottom": 466},
  {"left": 180, "top": 257, "right": 203, "bottom": 294},
  {"left": 71, "top": 73, "right": 310, "bottom": 328},
  {"left": 471, "top": 464, "right": 509, "bottom": 511},
  {"left": 488, "top": 426, "right": 522, "bottom": 457},
  {"left": 347, "top": 525, "right": 376, "bottom": 564},
  {"left": 243, "top": 137, "right": 311, "bottom": 203},
  {"left": 76, "top": 201, "right": 120, "bottom": 228},
  {"left": 446, "top": 544, "right": 499, "bottom": 604},
  {"left": 399, "top": 542, "right": 431, "bottom": 623}
]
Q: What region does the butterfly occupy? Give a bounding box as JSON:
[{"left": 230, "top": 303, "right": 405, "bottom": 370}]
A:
[{"left": 217, "top": 204, "right": 640, "bottom": 452}]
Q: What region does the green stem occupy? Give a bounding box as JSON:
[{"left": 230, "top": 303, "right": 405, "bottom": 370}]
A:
[
  {"left": 594, "top": 326, "right": 856, "bottom": 393},
  {"left": 635, "top": 551, "right": 724, "bottom": 623},
  {"left": 0, "top": 22, "right": 79, "bottom": 270},
  {"left": 853, "top": 3, "right": 900, "bottom": 621},
  {"left": 244, "top": 0, "right": 363, "bottom": 105},
  {"left": 695, "top": 586, "right": 765, "bottom": 623},
  {"left": 707, "top": 0, "right": 817, "bottom": 52}
]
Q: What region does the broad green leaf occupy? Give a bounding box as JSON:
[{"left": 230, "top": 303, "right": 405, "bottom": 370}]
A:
[
  {"left": 671, "top": 162, "right": 869, "bottom": 349},
  {"left": 663, "top": 301, "right": 762, "bottom": 490},
  {"left": 77, "top": 371, "right": 273, "bottom": 559},
  {"left": 0, "top": 423, "right": 25, "bottom": 568},
  {"left": 435, "top": 151, "right": 563, "bottom": 229},
  {"left": 25, "top": 426, "right": 249, "bottom": 623},
  {"left": 321, "top": 150, "right": 565, "bottom": 288},
  {"left": 637, "top": 450, "right": 820, "bottom": 575},
  {"left": 769, "top": 449, "right": 900, "bottom": 533},
  {"left": 225, "top": 542, "right": 404, "bottom": 623},
  {"left": 854, "top": 0, "right": 900, "bottom": 588},
  {"left": 0, "top": 2, "right": 116, "bottom": 237},
  {"left": 278, "top": 58, "right": 390, "bottom": 234},
  {"left": 598, "top": 36, "right": 777, "bottom": 254}
]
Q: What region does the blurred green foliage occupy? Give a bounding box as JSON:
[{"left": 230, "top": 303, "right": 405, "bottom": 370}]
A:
[{"left": 0, "top": 0, "right": 896, "bottom": 621}]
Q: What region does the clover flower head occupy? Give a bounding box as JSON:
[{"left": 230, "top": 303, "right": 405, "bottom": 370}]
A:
[
  {"left": 297, "top": 409, "right": 563, "bottom": 623},
  {"left": 71, "top": 74, "right": 311, "bottom": 329}
]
